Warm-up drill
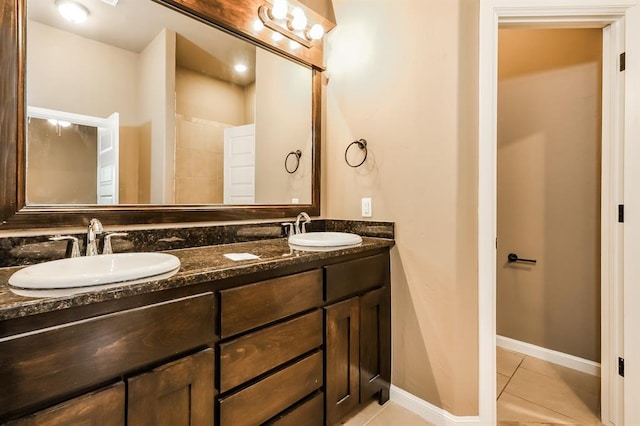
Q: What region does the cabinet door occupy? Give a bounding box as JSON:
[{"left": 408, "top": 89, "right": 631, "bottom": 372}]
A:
[
  {"left": 360, "top": 287, "right": 391, "bottom": 404},
  {"left": 127, "top": 348, "right": 214, "bottom": 426},
  {"left": 7, "top": 382, "right": 125, "bottom": 426},
  {"left": 324, "top": 298, "right": 360, "bottom": 425}
]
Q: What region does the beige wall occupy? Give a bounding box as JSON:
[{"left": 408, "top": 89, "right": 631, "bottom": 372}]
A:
[
  {"left": 26, "top": 118, "right": 97, "bottom": 204},
  {"left": 255, "top": 49, "right": 313, "bottom": 204},
  {"left": 138, "top": 28, "right": 176, "bottom": 204},
  {"left": 325, "top": 0, "right": 479, "bottom": 415},
  {"left": 27, "top": 21, "right": 139, "bottom": 126},
  {"left": 174, "top": 67, "right": 249, "bottom": 203},
  {"left": 497, "top": 29, "right": 602, "bottom": 362}
]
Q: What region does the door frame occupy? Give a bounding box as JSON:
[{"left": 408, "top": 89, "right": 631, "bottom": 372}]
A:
[{"left": 478, "top": 1, "right": 640, "bottom": 425}]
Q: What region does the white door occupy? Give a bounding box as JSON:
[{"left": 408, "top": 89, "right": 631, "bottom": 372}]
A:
[
  {"left": 224, "top": 124, "right": 256, "bottom": 204},
  {"left": 97, "top": 112, "right": 119, "bottom": 205}
]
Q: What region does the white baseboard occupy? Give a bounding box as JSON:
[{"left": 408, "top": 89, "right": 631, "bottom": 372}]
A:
[
  {"left": 496, "top": 335, "right": 601, "bottom": 377},
  {"left": 390, "top": 385, "right": 480, "bottom": 425}
]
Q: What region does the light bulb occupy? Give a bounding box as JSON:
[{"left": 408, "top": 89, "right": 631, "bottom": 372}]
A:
[
  {"left": 290, "top": 8, "right": 307, "bottom": 30},
  {"left": 308, "top": 23, "right": 325, "bottom": 40},
  {"left": 252, "top": 19, "right": 265, "bottom": 32},
  {"left": 271, "top": 0, "right": 288, "bottom": 20},
  {"left": 56, "top": 0, "right": 89, "bottom": 24},
  {"left": 289, "top": 40, "right": 301, "bottom": 50}
]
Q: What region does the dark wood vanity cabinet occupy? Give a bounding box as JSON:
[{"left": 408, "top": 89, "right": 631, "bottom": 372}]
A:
[
  {"left": 127, "top": 348, "right": 215, "bottom": 425},
  {"left": 217, "top": 270, "right": 325, "bottom": 425},
  {"left": 6, "top": 383, "right": 126, "bottom": 426},
  {"left": 1, "top": 293, "right": 216, "bottom": 425},
  {"left": 324, "top": 253, "right": 392, "bottom": 426},
  {"left": 0, "top": 247, "right": 391, "bottom": 426}
]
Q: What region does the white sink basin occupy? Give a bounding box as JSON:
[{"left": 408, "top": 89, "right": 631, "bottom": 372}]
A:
[
  {"left": 288, "top": 232, "right": 363, "bottom": 251},
  {"left": 9, "top": 253, "right": 181, "bottom": 293}
]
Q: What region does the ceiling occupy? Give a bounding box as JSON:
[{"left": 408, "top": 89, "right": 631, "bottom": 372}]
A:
[{"left": 27, "top": 0, "right": 256, "bottom": 85}]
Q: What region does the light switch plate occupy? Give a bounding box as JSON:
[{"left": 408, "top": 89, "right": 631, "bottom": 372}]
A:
[{"left": 361, "top": 198, "right": 372, "bottom": 217}]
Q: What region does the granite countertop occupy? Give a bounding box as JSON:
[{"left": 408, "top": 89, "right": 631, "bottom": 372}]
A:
[{"left": 0, "top": 237, "right": 394, "bottom": 322}]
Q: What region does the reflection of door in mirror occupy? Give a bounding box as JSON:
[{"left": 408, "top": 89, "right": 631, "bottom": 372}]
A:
[
  {"left": 224, "top": 124, "right": 256, "bottom": 204},
  {"left": 26, "top": 107, "right": 119, "bottom": 205}
]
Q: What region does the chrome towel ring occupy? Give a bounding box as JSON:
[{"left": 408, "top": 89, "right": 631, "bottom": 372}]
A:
[
  {"left": 285, "top": 150, "right": 302, "bottom": 174},
  {"left": 345, "top": 138, "right": 367, "bottom": 168}
]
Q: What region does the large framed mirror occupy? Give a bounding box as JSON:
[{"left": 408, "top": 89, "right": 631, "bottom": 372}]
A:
[{"left": 0, "top": 0, "right": 327, "bottom": 229}]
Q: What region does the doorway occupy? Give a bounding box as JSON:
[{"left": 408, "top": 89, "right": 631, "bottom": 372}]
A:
[
  {"left": 478, "top": 2, "right": 640, "bottom": 425},
  {"left": 495, "top": 28, "right": 603, "bottom": 423}
]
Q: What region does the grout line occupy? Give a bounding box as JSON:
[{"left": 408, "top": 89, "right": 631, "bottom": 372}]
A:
[
  {"left": 499, "top": 390, "right": 584, "bottom": 425},
  {"left": 498, "top": 351, "right": 600, "bottom": 424},
  {"left": 497, "top": 352, "right": 526, "bottom": 401}
]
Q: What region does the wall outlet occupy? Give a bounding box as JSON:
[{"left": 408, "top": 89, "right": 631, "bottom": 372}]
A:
[{"left": 361, "top": 198, "right": 372, "bottom": 218}]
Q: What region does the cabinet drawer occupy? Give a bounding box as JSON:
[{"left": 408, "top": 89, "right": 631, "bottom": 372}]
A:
[
  {"left": 6, "top": 382, "right": 125, "bottom": 426},
  {"left": 218, "top": 351, "right": 323, "bottom": 425},
  {"left": 219, "top": 310, "right": 322, "bottom": 392},
  {"left": 267, "top": 392, "right": 324, "bottom": 426},
  {"left": 0, "top": 292, "right": 215, "bottom": 419},
  {"left": 324, "top": 253, "right": 390, "bottom": 302},
  {"left": 220, "top": 270, "right": 322, "bottom": 338}
]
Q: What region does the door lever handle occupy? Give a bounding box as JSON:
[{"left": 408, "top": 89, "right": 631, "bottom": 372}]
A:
[{"left": 508, "top": 253, "right": 537, "bottom": 264}]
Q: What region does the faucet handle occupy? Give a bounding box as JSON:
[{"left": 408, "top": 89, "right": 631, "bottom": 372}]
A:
[
  {"left": 50, "top": 235, "right": 81, "bottom": 258},
  {"left": 103, "top": 232, "right": 129, "bottom": 255},
  {"left": 281, "top": 222, "right": 295, "bottom": 237}
]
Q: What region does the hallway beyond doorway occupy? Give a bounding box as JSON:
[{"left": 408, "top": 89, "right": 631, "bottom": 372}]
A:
[{"left": 497, "top": 347, "right": 601, "bottom": 424}]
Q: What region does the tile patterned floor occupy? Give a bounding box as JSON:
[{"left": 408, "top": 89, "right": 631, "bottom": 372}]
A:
[
  {"left": 342, "top": 401, "right": 434, "bottom": 426},
  {"left": 342, "top": 347, "right": 601, "bottom": 426},
  {"left": 497, "top": 347, "right": 601, "bottom": 425}
]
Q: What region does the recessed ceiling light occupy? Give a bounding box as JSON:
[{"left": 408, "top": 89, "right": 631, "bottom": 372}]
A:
[
  {"left": 56, "top": 0, "right": 89, "bottom": 24},
  {"left": 234, "top": 64, "right": 248, "bottom": 73}
]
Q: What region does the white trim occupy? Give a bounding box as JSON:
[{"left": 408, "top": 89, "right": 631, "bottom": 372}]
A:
[
  {"left": 497, "top": 335, "right": 601, "bottom": 377},
  {"left": 390, "top": 386, "right": 480, "bottom": 426},
  {"left": 479, "top": 2, "right": 640, "bottom": 425}
]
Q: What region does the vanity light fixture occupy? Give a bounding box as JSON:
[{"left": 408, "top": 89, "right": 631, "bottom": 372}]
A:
[
  {"left": 55, "top": 0, "right": 89, "bottom": 24},
  {"left": 257, "top": 0, "right": 326, "bottom": 49}
]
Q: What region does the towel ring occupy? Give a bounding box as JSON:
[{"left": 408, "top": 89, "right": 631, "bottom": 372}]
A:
[
  {"left": 285, "top": 150, "right": 302, "bottom": 174},
  {"left": 345, "top": 139, "right": 368, "bottom": 168}
]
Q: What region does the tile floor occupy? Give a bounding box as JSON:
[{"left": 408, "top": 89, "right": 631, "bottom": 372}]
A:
[
  {"left": 342, "top": 347, "right": 601, "bottom": 426},
  {"left": 342, "top": 400, "right": 434, "bottom": 426},
  {"left": 497, "top": 347, "right": 601, "bottom": 425}
]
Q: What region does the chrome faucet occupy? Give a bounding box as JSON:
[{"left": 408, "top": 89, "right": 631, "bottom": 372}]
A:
[
  {"left": 295, "top": 212, "right": 311, "bottom": 234},
  {"left": 86, "top": 218, "right": 104, "bottom": 256}
]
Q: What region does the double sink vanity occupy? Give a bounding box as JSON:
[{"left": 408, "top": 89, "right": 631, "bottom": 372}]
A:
[{"left": 0, "top": 219, "right": 394, "bottom": 425}]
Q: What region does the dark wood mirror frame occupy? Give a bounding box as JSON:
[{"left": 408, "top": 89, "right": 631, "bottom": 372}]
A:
[{"left": 0, "top": 0, "right": 326, "bottom": 230}]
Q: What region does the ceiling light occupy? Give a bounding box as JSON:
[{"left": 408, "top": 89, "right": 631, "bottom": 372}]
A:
[
  {"left": 56, "top": 0, "right": 89, "bottom": 24},
  {"left": 234, "top": 64, "right": 248, "bottom": 73}
]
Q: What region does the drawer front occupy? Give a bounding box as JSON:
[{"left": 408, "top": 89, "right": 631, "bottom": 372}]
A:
[
  {"left": 218, "top": 351, "right": 323, "bottom": 425},
  {"left": 0, "top": 292, "right": 215, "bottom": 419},
  {"left": 267, "top": 392, "right": 324, "bottom": 426},
  {"left": 7, "top": 382, "right": 125, "bottom": 426},
  {"left": 324, "top": 252, "right": 390, "bottom": 302},
  {"left": 220, "top": 269, "right": 322, "bottom": 338},
  {"left": 219, "top": 310, "right": 323, "bottom": 392}
]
